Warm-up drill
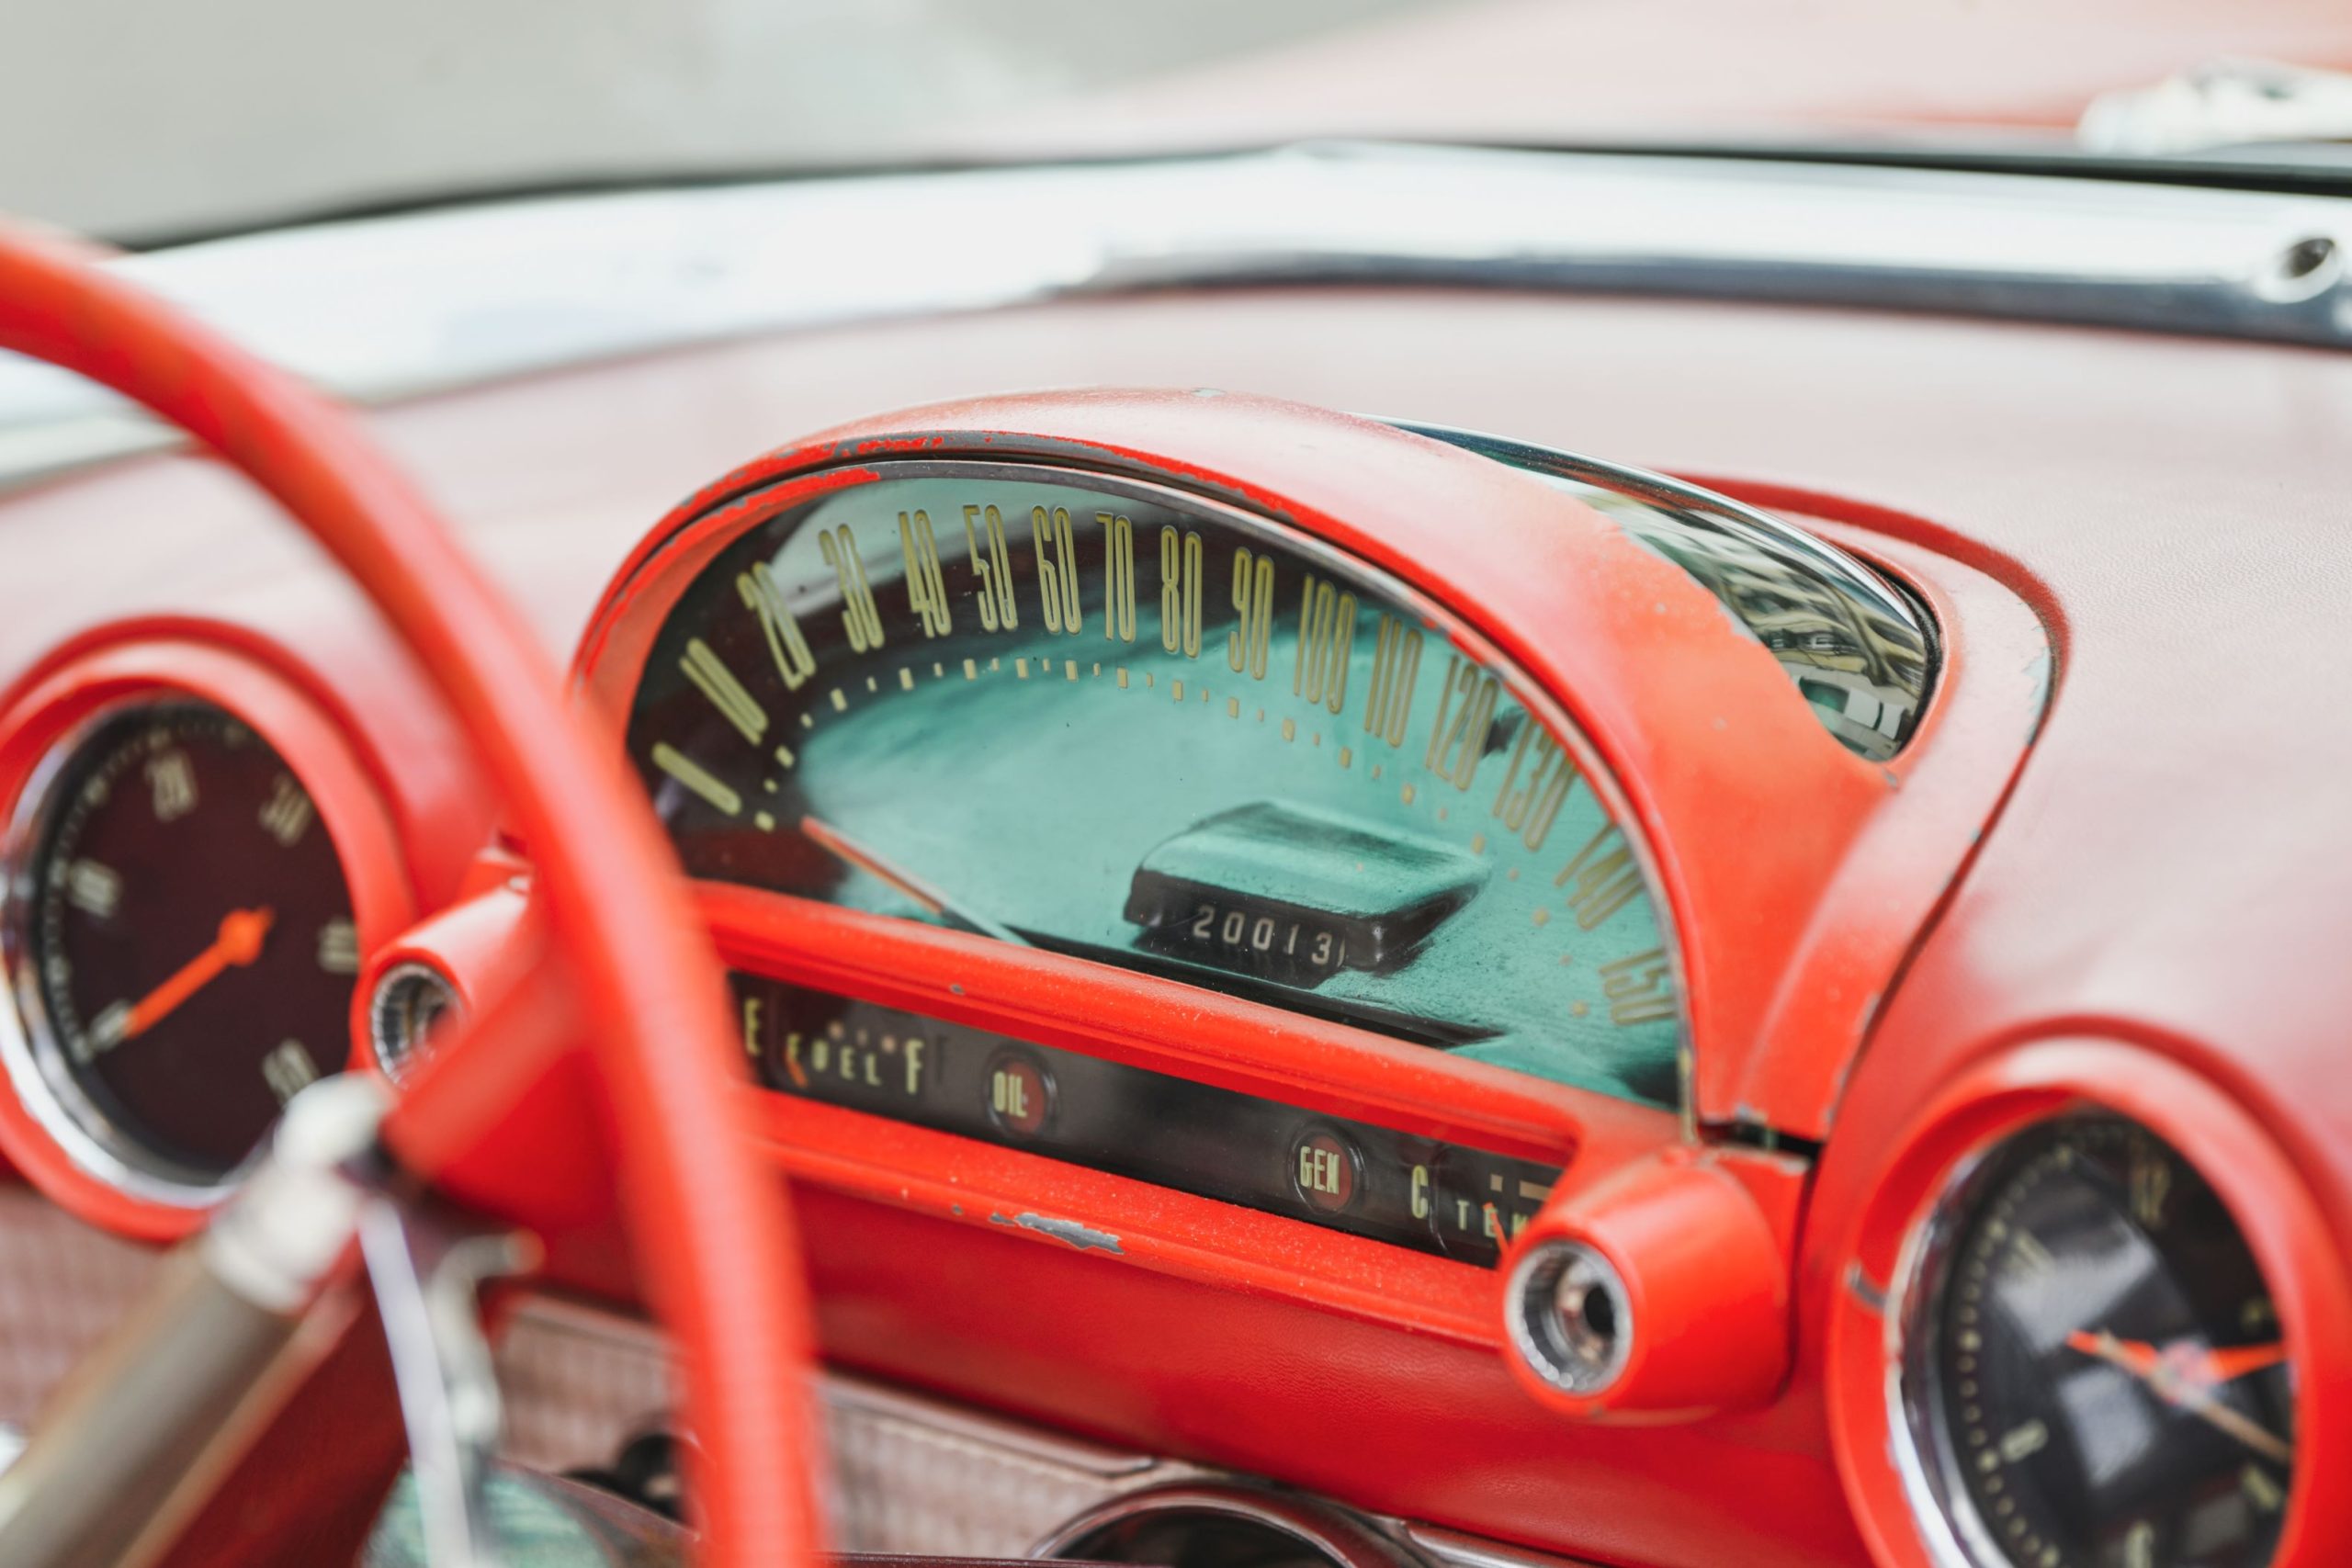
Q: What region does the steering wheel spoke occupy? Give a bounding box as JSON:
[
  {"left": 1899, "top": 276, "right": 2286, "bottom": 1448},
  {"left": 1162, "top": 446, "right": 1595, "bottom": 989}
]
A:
[{"left": 0, "top": 220, "right": 827, "bottom": 1566}]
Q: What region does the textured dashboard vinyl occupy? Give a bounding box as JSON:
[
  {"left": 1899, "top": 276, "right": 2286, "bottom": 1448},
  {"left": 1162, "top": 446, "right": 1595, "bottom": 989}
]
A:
[
  {"left": 0, "top": 1188, "right": 156, "bottom": 1423},
  {"left": 0, "top": 1190, "right": 1196, "bottom": 1555},
  {"left": 499, "top": 1293, "right": 1204, "bottom": 1555},
  {"left": 0, "top": 1190, "right": 1594, "bottom": 1563}
]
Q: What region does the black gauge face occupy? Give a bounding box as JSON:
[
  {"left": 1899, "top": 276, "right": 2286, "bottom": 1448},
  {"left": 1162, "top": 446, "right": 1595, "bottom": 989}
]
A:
[
  {"left": 14, "top": 702, "right": 359, "bottom": 1184},
  {"left": 1910, "top": 1115, "right": 2293, "bottom": 1568}
]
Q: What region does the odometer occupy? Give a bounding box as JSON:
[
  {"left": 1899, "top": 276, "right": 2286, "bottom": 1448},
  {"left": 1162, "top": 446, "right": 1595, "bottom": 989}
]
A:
[
  {"left": 622, "top": 464, "right": 1685, "bottom": 1107},
  {"left": 1123, "top": 800, "right": 1486, "bottom": 983}
]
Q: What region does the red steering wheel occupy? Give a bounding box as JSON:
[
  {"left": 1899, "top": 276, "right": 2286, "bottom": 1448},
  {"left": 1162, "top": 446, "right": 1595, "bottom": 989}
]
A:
[{"left": 0, "top": 224, "right": 823, "bottom": 1563}]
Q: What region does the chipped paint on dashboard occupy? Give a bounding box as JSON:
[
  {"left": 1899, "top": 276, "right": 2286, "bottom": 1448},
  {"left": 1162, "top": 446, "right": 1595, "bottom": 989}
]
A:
[{"left": 991, "top": 1211, "right": 1124, "bottom": 1255}]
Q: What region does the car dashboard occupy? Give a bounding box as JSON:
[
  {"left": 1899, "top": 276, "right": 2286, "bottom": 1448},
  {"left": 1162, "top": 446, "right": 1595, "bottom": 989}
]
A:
[{"left": 0, "top": 148, "right": 2347, "bottom": 1568}]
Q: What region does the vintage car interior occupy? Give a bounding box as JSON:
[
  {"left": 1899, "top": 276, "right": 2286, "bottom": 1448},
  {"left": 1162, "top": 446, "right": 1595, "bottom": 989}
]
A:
[{"left": 0, "top": 6, "right": 2348, "bottom": 1567}]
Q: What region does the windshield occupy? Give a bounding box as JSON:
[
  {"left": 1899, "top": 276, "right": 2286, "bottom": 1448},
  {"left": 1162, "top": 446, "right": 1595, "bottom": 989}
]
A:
[
  {"left": 10, "top": 2, "right": 2352, "bottom": 243},
  {"left": 6, "top": 2, "right": 1441, "bottom": 243}
]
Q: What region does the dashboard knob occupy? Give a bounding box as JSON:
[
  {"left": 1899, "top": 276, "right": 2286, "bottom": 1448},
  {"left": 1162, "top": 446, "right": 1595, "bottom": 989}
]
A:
[{"left": 1503, "top": 1146, "right": 1789, "bottom": 1420}]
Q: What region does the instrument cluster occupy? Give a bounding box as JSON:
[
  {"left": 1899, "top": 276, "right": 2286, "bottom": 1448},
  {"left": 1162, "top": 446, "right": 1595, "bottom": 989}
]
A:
[
  {"left": 623, "top": 461, "right": 1690, "bottom": 1105},
  {"left": 0, "top": 393, "right": 2331, "bottom": 1568}
]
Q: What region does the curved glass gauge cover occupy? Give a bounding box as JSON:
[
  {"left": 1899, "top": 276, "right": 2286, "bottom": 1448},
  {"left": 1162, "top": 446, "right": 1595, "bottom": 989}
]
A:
[
  {"left": 624, "top": 465, "right": 1685, "bottom": 1109},
  {"left": 1396, "top": 423, "right": 1935, "bottom": 762},
  {"left": 1900, "top": 1115, "right": 2292, "bottom": 1568},
  {"left": 6, "top": 701, "right": 358, "bottom": 1188}
]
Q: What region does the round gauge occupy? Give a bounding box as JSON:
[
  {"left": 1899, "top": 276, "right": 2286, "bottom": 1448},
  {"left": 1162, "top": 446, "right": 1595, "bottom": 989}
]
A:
[
  {"left": 8, "top": 699, "right": 361, "bottom": 1188},
  {"left": 1901, "top": 1113, "right": 2294, "bottom": 1568}
]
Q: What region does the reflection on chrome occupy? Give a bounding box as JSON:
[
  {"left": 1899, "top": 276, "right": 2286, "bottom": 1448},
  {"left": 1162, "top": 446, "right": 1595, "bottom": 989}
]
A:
[
  {"left": 1394, "top": 423, "right": 1932, "bottom": 761},
  {"left": 6, "top": 141, "right": 2350, "bottom": 486}
]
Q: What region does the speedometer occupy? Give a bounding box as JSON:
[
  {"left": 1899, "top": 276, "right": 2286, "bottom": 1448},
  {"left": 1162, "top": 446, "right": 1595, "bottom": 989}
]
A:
[{"left": 620, "top": 463, "right": 1685, "bottom": 1108}]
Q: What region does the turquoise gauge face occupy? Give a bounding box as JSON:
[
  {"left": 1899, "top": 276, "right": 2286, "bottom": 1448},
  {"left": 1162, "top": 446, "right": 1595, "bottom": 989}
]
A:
[{"left": 625, "top": 467, "right": 1684, "bottom": 1110}]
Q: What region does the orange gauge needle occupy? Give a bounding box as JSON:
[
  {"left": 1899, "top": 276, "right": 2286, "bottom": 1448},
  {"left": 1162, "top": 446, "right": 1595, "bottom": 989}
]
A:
[
  {"left": 2197, "top": 1342, "right": 2290, "bottom": 1382},
  {"left": 2063, "top": 1331, "right": 2287, "bottom": 1387},
  {"left": 2067, "top": 1329, "right": 2161, "bottom": 1377},
  {"left": 2066, "top": 1329, "right": 2292, "bottom": 1463},
  {"left": 123, "top": 906, "right": 275, "bottom": 1040}
]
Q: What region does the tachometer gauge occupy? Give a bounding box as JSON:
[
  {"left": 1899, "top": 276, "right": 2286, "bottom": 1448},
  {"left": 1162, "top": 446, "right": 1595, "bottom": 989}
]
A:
[
  {"left": 6, "top": 700, "right": 362, "bottom": 1190},
  {"left": 1898, "top": 1114, "right": 2293, "bottom": 1568}
]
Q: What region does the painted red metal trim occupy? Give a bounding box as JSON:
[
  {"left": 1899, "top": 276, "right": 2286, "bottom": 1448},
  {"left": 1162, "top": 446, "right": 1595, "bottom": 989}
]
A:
[
  {"left": 708, "top": 884, "right": 1683, "bottom": 1344},
  {"left": 576, "top": 389, "right": 2050, "bottom": 1140}
]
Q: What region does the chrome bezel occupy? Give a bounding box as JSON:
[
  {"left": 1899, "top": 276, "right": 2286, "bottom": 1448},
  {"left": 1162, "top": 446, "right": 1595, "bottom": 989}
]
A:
[
  {"left": 1884, "top": 1120, "right": 2016, "bottom": 1568},
  {"left": 0, "top": 695, "right": 265, "bottom": 1206},
  {"left": 367, "top": 960, "right": 460, "bottom": 1085},
  {"left": 1504, "top": 1236, "right": 1634, "bottom": 1397},
  {"left": 1035, "top": 1481, "right": 1424, "bottom": 1568}
]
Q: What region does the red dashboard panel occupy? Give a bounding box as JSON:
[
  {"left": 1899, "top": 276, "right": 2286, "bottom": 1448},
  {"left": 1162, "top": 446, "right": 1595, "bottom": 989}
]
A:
[
  {"left": 0, "top": 285, "right": 2344, "bottom": 1568},
  {"left": 545, "top": 391, "right": 2055, "bottom": 1561},
  {"left": 574, "top": 392, "right": 2047, "bottom": 1140}
]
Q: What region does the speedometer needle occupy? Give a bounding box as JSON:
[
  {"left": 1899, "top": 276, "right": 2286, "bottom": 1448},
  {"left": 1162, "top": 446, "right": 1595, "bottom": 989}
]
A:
[
  {"left": 797, "top": 816, "right": 1026, "bottom": 947},
  {"left": 2066, "top": 1329, "right": 2292, "bottom": 1462},
  {"left": 122, "top": 906, "right": 276, "bottom": 1041}
]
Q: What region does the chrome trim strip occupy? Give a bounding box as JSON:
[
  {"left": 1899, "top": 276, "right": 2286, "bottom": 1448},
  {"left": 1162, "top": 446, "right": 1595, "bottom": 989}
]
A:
[
  {"left": 6, "top": 141, "right": 2352, "bottom": 485},
  {"left": 1034, "top": 1480, "right": 1608, "bottom": 1568},
  {"left": 1034, "top": 1482, "right": 1423, "bottom": 1568},
  {"left": 1388, "top": 419, "right": 1935, "bottom": 761},
  {"left": 1401, "top": 1525, "right": 1604, "bottom": 1568},
  {"left": 1385, "top": 420, "right": 1925, "bottom": 641}
]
